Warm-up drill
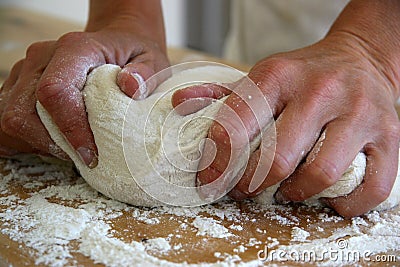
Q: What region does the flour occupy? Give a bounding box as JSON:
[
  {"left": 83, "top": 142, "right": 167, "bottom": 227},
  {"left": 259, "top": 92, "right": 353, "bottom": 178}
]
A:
[
  {"left": 36, "top": 63, "right": 400, "bottom": 211},
  {"left": 193, "top": 217, "right": 232, "bottom": 238},
  {"left": 1, "top": 63, "right": 400, "bottom": 266},
  {"left": 291, "top": 227, "right": 310, "bottom": 242},
  {"left": 2, "top": 156, "right": 397, "bottom": 266},
  {"left": 0, "top": 158, "right": 253, "bottom": 266}
]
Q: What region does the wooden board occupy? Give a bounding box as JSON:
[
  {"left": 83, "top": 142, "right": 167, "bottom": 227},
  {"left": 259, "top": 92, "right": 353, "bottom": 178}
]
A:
[{"left": 0, "top": 7, "right": 399, "bottom": 267}]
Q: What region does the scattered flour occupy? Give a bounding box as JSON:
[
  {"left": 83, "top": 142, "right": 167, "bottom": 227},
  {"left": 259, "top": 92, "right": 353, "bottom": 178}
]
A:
[
  {"left": 291, "top": 227, "right": 310, "bottom": 242},
  {"left": 0, "top": 158, "right": 260, "bottom": 267},
  {"left": 1, "top": 63, "right": 400, "bottom": 266},
  {"left": 193, "top": 217, "right": 232, "bottom": 238},
  {"left": 144, "top": 237, "right": 171, "bottom": 252},
  {"left": 0, "top": 156, "right": 399, "bottom": 266},
  {"left": 0, "top": 156, "right": 400, "bottom": 266}
]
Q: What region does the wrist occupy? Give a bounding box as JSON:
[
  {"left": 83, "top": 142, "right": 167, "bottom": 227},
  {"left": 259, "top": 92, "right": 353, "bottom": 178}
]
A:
[
  {"left": 85, "top": 0, "right": 166, "bottom": 52},
  {"left": 327, "top": 0, "right": 400, "bottom": 100}
]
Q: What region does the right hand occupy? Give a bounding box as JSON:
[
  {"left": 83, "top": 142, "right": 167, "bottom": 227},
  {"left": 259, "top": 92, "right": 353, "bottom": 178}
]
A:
[
  {"left": 172, "top": 32, "right": 400, "bottom": 217},
  {"left": 0, "top": 20, "right": 169, "bottom": 166}
]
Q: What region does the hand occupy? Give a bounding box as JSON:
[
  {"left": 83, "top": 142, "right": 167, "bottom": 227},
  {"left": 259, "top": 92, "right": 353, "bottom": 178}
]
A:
[
  {"left": 173, "top": 32, "right": 400, "bottom": 217},
  {"left": 0, "top": 0, "right": 169, "bottom": 166}
]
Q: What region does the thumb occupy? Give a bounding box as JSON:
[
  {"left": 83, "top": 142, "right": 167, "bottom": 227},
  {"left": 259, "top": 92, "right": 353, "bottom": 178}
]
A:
[{"left": 117, "top": 55, "right": 170, "bottom": 99}]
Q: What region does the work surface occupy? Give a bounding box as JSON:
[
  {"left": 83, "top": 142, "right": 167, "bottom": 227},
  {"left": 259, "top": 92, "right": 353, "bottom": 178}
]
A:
[{"left": 0, "top": 7, "right": 399, "bottom": 267}]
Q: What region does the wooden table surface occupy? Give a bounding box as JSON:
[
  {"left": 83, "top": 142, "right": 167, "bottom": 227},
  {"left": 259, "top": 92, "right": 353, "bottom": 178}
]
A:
[{"left": 0, "top": 7, "right": 399, "bottom": 267}]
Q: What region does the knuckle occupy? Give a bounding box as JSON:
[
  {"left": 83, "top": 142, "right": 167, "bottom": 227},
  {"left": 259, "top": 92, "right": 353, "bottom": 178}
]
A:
[
  {"left": 381, "top": 117, "right": 400, "bottom": 143},
  {"left": 1, "top": 111, "right": 26, "bottom": 137},
  {"left": 311, "top": 76, "right": 341, "bottom": 101},
  {"left": 36, "top": 81, "right": 65, "bottom": 105},
  {"left": 250, "top": 57, "right": 297, "bottom": 86},
  {"left": 369, "top": 184, "right": 391, "bottom": 204},
  {"left": 351, "top": 95, "right": 371, "bottom": 117},
  {"left": 25, "top": 42, "right": 46, "bottom": 59},
  {"left": 209, "top": 122, "right": 230, "bottom": 146},
  {"left": 58, "top": 32, "right": 87, "bottom": 46},
  {"left": 272, "top": 150, "right": 297, "bottom": 179},
  {"left": 211, "top": 118, "right": 248, "bottom": 150},
  {"left": 335, "top": 208, "right": 358, "bottom": 219},
  {"left": 307, "top": 157, "right": 340, "bottom": 188},
  {"left": 10, "top": 59, "right": 25, "bottom": 74}
]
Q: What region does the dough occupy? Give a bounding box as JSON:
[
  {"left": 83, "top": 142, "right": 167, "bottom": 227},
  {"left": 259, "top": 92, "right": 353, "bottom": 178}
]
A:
[
  {"left": 37, "top": 64, "right": 248, "bottom": 206},
  {"left": 37, "top": 64, "right": 400, "bottom": 211}
]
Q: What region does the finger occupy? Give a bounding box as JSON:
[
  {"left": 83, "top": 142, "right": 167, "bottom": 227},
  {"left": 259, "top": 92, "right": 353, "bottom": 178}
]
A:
[
  {"left": 0, "top": 59, "right": 26, "bottom": 115},
  {"left": 197, "top": 77, "right": 273, "bottom": 196},
  {"left": 0, "top": 59, "right": 24, "bottom": 115},
  {"left": 0, "top": 59, "right": 24, "bottom": 96},
  {"left": 228, "top": 148, "right": 262, "bottom": 200},
  {"left": 0, "top": 59, "right": 37, "bottom": 156},
  {"left": 0, "top": 145, "right": 20, "bottom": 158},
  {"left": 220, "top": 60, "right": 296, "bottom": 197},
  {"left": 1, "top": 42, "right": 68, "bottom": 158},
  {"left": 171, "top": 83, "right": 231, "bottom": 115},
  {"left": 117, "top": 54, "right": 170, "bottom": 99},
  {"left": 229, "top": 96, "right": 334, "bottom": 198},
  {"left": 0, "top": 131, "right": 35, "bottom": 156},
  {"left": 277, "top": 120, "right": 365, "bottom": 202},
  {"left": 324, "top": 141, "right": 399, "bottom": 218},
  {"left": 36, "top": 36, "right": 102, "bottom": 167}
]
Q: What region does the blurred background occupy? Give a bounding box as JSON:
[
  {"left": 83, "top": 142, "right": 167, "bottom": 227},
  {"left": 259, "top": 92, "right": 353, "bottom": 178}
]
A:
[
  {"left": 0, "top": 0, "right": 231, "bottom": 83},
  {"left": 0, "top": 0, "right": 349, "bottom": 84},
  {"left": 0, "top": 0, "right": 230, "bottom": 55}
]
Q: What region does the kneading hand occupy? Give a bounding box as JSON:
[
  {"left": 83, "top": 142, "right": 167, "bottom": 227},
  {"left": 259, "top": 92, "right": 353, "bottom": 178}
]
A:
[
  {"left": 172, "top": 0, "right": 400, "bottom": 217},
  {"left": 0, "top": 0, "right": 169, "bottom": 167}
]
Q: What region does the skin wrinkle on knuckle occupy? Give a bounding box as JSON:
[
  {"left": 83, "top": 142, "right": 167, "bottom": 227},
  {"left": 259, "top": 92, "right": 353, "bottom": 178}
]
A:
[
  {"left": 370, "top": 184, "right": 392, "bottom": 204},
  {"left": 250, "top": 58, "right": 299, "bottom": 115},
  {"left": 250, "top": 62, "right": 286, "bottom": 92},
  {"left": 307, "top": 157, "right": 340, "bottom": 189},
  {"left": 212, "top": 118, "right": 248, "bottom": 150},
  {"left": 272, "top": 149, "right": 296, "bottom": 180},
  {"left": 336, "top": 207, "right": 357, "bottom": 219},
  {"left": 36, "top": 82, "right": 65, "bottom": 105},
  {"left": 1, "top": 111, "right": 27, "bottom": 137},
  {"left": 381, "top": 117, "right": 400, "bottom": 143},
  {"left": 309, "top": 75, "right": 343, "bottom": 104},
  {"left": 37, "top": 79, "right": 84, "bottom": 109},
  {"left": 59, "top": 113, "right": 87, "bottom": 136},
  {"left": 351, "top": 90, "right": 372, "bottom": 115}
]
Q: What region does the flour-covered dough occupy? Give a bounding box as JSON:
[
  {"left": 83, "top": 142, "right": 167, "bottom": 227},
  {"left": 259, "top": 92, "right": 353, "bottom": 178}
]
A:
[{"left": 37, "top": 64, "right": 400, "bottom": 211}]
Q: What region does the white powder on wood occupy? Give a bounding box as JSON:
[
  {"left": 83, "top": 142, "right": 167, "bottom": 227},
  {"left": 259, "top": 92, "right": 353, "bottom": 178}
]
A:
[
  {"left": 291, "top": 227, "right": 310, "bottom": 242},
  {"left": 192, "top": 217, "right": 232, "bottom": 238},
  {"left": 1, "top": 63, "right": 400, "bottom": 266}
]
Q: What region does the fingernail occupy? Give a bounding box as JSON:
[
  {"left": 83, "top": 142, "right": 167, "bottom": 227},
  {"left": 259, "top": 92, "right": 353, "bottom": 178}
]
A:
[
  {"left": 274, "top": 191, "right": 290, "bottom": 204},
  {"left": 77, "top": 147, "right": 98, "bottom": 168},
  {"left": 132, "top": 73, "right": 148, "bottom": 99}
]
